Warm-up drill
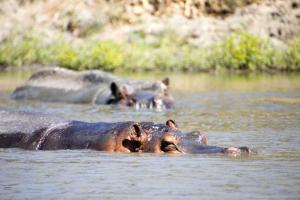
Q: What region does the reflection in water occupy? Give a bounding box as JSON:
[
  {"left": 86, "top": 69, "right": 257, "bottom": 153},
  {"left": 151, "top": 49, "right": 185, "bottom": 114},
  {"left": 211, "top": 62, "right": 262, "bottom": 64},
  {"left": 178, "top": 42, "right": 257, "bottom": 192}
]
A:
[{"left": 0, "top": 70, "right": 300, "bottom": 199}]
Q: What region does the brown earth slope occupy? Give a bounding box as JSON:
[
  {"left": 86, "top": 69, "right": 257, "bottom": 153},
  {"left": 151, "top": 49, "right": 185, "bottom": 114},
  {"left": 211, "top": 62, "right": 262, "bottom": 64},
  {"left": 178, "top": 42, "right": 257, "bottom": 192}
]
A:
[{"left": 0, "top": 0, "right": 299, "bottom": 48}]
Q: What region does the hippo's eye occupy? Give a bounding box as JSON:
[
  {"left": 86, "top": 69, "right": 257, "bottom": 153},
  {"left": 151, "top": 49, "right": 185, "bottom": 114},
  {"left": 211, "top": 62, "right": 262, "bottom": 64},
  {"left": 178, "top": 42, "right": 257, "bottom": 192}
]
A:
[{"left": 160, "top": 140, "right": 181, "bottom": 153}]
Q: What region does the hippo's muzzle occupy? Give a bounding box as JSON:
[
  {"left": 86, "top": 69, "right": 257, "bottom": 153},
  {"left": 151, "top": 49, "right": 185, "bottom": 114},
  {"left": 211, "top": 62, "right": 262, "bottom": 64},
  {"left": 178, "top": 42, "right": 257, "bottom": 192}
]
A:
[{"left": 178, "top": 140, "right": 256, "bottom": 155}]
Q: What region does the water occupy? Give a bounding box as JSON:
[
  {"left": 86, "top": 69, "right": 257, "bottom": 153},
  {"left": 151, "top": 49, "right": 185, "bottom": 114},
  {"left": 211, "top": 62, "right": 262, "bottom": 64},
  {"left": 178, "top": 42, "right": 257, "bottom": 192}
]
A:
[{"left": 0, "top": 71, "right": 300, "bottom": 199}]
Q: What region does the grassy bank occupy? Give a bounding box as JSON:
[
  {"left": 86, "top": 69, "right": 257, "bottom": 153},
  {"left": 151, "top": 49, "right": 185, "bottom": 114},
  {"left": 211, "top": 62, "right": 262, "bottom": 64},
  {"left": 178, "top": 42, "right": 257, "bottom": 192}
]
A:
[{"left": 0, "top": 31, "right": 299, "bottom": 72}]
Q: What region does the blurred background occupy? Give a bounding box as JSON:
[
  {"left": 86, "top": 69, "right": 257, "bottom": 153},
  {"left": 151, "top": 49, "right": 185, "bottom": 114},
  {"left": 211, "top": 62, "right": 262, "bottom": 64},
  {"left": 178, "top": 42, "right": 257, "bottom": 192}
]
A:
[
  {"left": 1, "top": 1, "right": 300, "bottom": 199},
  {"left": 0, "top": 0, "right": 299, "bottom": 72}
]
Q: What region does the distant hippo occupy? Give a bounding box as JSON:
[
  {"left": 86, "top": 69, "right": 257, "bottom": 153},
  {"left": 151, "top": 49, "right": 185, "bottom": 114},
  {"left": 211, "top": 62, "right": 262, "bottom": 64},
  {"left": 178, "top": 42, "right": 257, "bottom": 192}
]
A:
[
  {"left": 0, "top": 110, "right": 255, "bottom": 155},
  {"left": 11, "top": 67, "right": 174, "bottom": 110}
]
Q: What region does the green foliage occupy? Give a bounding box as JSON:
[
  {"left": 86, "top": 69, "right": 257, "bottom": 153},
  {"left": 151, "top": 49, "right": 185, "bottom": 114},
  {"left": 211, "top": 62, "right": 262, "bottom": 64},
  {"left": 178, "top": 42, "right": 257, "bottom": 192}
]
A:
[
  {"left": 0, "top": 35, "right": 125, "bottom": 70},
  {"left": 122, "top": 44, "right": 156, "bottom": 71},
  {"left": 285, "top": 38, "right": 300, "bottom": 70},
  {"left": 124, "top": 29, "right": 206, "bottom": 71},
  {"left": 210, "top": 31, "right": 273, "bottom": 71},
  {"left": 0, "top": 30, "right": 299, "bottom": 72},
  {"left": 55, "top": 43, "right": 81, "bottom": 70},
  {"left": 81, "top": 41, "right": 123, "bottom": 70},
  {"left": 0, "top": 36, "right": 40, "bottom": 66}
]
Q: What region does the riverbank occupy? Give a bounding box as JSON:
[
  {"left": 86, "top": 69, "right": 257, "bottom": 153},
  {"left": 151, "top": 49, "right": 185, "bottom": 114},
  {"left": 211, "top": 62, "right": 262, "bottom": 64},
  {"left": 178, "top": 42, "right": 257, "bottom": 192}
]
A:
[
  {"left": 1, "top": 31, "right": 299, "bottom": 72},
  {"left": 0, "top": 0, "right": 299, "bottom": 72}
]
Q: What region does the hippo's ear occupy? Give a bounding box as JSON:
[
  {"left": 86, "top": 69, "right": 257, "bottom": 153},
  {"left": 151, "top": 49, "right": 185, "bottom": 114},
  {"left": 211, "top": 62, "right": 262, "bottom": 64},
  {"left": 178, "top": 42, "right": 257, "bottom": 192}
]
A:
[
  {"left": 200, "top": 134, "right": 208, "bottom": 145},
  {"left": 110, "top": 82, "right": 119, "bottom": 97},
  {"left": 110, "top": 82, "right": 125, "bottom": 98},
  {"left": 132, "top": 123, "right": 142, "bottom": 137},
  {"left": 111, "top": 82, "right": 129, "bottom": 99},
  {"left": 162, "top": 78, "right": 170, "bottom": 86},
  {"left": 166, "top": 119, "right": 177, "bottom": 129}
]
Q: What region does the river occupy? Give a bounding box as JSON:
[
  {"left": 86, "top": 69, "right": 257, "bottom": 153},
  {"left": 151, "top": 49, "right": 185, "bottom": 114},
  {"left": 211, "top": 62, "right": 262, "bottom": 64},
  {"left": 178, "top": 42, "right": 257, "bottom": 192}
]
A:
[{"left": 0, "top": 70, "right": 300, "bottom": 199}]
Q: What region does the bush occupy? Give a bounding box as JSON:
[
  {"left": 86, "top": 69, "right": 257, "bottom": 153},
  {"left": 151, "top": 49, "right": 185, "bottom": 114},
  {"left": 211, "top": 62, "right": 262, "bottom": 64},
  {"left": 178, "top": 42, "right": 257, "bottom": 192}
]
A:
[
  {"left": 285, "top": 38, "right": 300, "bottom": 70},
  {"left": 210, "top": 31, "right": 273, "bottom": 71},
  {"left": 81, "top": 41, "right": 123, "bottom": 71},
  {"left": 123, "top": 44, "right": 156, "bottom": 71},
  {"left": 0, "top": 36, "right": 40, "bottom": 66},
  {"left": 55, "top": 42, "right": 81, "bottom": 70}
]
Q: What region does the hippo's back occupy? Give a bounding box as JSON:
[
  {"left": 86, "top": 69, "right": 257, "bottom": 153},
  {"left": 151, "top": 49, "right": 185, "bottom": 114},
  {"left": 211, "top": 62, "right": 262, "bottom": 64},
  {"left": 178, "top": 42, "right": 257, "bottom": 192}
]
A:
[
  {"left": 0, "top": 109, "right": 65, "bottom": 135},
  {"left": 11, "top": 67, "right": 119, "bottom": 103},
  {"left": 0, "top": 109, "right": 70, "bottom": 149},
  {"left": 10, "top": 67, "right": 162, "bottom": 105}
]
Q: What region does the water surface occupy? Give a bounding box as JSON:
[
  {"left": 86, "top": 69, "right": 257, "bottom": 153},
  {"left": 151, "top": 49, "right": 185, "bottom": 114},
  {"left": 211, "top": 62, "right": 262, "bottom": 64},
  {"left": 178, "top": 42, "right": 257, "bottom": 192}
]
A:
[{"left": 0, "top": 71, "right": 300, "bottom": 199}]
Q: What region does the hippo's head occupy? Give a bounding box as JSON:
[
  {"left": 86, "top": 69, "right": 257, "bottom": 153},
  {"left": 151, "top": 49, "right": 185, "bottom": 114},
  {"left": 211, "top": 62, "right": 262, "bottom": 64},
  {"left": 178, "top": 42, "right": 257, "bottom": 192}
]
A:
[
  {"left": 141, "top": 120, "right": 206, "bottom": 154},
  {"left": 140, "top": 120, "right": 255, "bottom": 155},
  {"left": 92, "top": 122, "right": 147, "bottom": 153},
  {"left": 106, "top": 78, "right": 174, "bottom": 110}
]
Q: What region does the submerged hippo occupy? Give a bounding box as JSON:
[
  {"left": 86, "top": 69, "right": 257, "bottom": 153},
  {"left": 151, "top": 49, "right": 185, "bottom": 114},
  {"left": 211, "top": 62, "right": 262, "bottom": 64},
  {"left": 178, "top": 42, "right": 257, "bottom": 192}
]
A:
[
  {"left": 11, "top": 67, "right": 173, "bottom": 110},
  {"left": 0, "top": 110, "right": 255, "bottom": 155},
  {"left": 0, "top": 110, "right": 146, "bottom": 152}
]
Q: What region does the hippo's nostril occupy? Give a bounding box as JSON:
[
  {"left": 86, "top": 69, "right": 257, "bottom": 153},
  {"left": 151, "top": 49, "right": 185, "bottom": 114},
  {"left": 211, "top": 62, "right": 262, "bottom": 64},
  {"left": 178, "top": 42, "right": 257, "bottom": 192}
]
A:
[
  {"left": 239, "top": 146, "right": 250, "bottom": 153},
  {"left": 239, "top": 146, "right": 256, "bottom": 154},
  {"left": 223, "top": 146, "right": 255, "bottom": 155}
]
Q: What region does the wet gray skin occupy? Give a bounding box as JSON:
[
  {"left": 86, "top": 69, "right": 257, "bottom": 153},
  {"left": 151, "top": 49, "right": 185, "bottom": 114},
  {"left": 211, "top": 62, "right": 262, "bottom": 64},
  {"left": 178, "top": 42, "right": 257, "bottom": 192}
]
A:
[
  {"left": 0, "top": 110, "right": 147, "bottom": 152},
  {"left": 11, "top": 67, "right": 173, "bottom": 110}
]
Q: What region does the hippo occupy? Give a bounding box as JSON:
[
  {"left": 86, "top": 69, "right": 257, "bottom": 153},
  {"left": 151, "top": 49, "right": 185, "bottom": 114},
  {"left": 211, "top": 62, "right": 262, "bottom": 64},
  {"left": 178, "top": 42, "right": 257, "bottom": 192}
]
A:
[
  {"left": 11, "top": 67, "right": 173, "bottom": 110},
  {"left": 0, "top": 110, "right": 255, "bottom": 155},
  {"left": 0, "top": 110, "right": 146, "bottom": 152}
]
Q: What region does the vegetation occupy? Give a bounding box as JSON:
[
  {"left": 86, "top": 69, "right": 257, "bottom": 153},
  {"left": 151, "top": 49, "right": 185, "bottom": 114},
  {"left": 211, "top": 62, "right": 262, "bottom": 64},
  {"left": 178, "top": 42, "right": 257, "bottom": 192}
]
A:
[
  {"left": 0, "top": 31, "right": 299, "bottom": 72},
  {"left": 210, "top": 31, "right": 274, "bottom": 71},
  {"left": 285, "top": 38, "right": 300, "bottom": 70}
]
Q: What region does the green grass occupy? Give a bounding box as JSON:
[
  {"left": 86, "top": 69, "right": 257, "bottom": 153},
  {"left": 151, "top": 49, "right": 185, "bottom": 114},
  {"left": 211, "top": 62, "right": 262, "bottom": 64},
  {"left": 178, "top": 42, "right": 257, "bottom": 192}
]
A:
[{"left": 0, "top": 31, "right": 299, "bottom": 72}]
